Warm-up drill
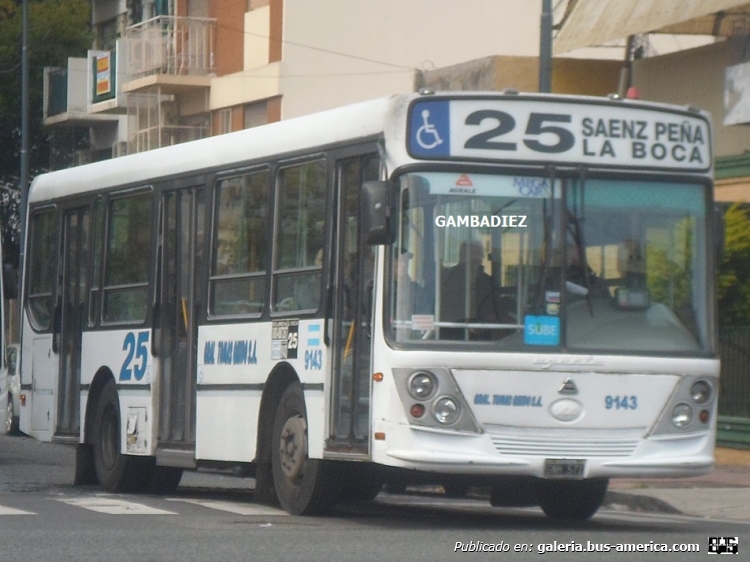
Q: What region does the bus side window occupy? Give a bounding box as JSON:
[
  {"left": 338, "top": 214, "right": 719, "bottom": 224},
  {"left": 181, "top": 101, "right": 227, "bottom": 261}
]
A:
[
  {"left": 88, "top": 197, "right": 104, "bottom": 326},
  {"left": 210, "top": 170, "right": 269, "bottom": 316},
  {"left": 27, "top": 209, "right": 58, "bottom": 331},
  {"left": 102, "top": 191, "right": 153, "bottom": 323},
  {"left": 273, "top": 159, "right": 327, "bottom": 312}
]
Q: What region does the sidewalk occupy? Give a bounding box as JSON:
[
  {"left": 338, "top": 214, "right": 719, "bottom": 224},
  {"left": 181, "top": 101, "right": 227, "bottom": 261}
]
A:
[{"left": 605, "top": 448, "right": 750, "bottom": 521}]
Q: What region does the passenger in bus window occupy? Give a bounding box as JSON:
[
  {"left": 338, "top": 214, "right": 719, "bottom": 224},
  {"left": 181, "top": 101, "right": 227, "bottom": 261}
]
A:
[
  {"left": 440, "top": 241, "right": 497, "bottom": 338},
  {"left": 564, "top": 244, "right": 610, "bottom": 299},
  {"left": 292, "top": 248, "right": 323, "bottom": 311},
  {"left": 394, "top": 248, "right": 428, "bottom": 317}
]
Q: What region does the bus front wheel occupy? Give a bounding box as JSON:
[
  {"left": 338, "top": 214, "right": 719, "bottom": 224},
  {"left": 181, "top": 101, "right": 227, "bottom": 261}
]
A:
[
  {"left": 92, "top": 380, "right": 150, "bottom": 492},
  {"left": 536, "top": 478, "right": 609, "bottom": 521},
  {"left": 271, "top": 382, "right": 340, "bottom": 515}
]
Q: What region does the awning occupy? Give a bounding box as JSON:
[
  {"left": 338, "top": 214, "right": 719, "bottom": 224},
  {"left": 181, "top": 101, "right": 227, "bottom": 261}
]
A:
[{"left": 554, "top": 0, "right": 750, "bottom": 55}]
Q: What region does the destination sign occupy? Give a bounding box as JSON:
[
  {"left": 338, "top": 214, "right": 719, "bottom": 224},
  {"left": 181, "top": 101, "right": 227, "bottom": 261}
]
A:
[{"left": 407, "top": 97, "right": 711, "bottom": 172}]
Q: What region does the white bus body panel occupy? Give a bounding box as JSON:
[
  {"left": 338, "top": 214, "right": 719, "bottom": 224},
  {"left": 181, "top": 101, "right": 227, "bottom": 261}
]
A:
[
  {"left": 367, "top": 248, "right": 718, "bottom": 479},
  {"left": 195, "top": 319, "right": 328, "bottom": 462},
  {"left": 81, "top": 329, "right": 156, "bottom": 455}
]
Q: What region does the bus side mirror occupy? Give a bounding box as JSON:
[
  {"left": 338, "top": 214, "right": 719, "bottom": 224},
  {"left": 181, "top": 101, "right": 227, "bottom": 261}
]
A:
[
  {"left": 362, "top": 180, "right": 395, "bottom": 245},
  {"left": 715, "top": 204, "right": 725, "bottom": 263}
]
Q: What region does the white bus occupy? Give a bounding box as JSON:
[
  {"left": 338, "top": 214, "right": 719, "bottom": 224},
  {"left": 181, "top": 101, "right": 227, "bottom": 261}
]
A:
[{"left": 19, "top": 91, "right": 719, "bottom": 520}]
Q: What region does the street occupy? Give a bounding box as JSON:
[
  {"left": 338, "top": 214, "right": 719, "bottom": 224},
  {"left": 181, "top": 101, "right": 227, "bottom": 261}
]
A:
[{"left": 1, "top": 434, "right": 747, "bottom": 561}]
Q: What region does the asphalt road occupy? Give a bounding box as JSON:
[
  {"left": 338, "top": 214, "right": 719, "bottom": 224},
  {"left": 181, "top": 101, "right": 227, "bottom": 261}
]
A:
[{"left": 1, "top": 434, "right": 747, "bottom": 562}]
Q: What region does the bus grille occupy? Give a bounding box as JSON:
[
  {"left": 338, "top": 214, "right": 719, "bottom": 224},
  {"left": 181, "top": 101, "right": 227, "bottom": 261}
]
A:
[{"left": 489, "top": 435, "right": 639, "bottom": 457}]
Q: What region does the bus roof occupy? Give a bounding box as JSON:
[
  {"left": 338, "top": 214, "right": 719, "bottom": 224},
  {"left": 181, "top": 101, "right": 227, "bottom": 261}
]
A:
[
  {"left": 29, "top": 91, "right": 712, "bottom": 203},
  {"left": 29, "top": 95, "right": 401, "bottom": 203}
]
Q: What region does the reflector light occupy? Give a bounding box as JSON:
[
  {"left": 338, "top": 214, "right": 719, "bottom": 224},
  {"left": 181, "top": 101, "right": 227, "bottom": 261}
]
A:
[
  {"left": 410, "top": 404, "right": 425, "bottom": 418},
  {"left": 374, "top": 432, "right": 386, "bottom": 440},
  {"left": 20, "top": 394, "right": 26, "bottom": 406},
  {"left": 699, "top": 410, "right": 710, "bottom": 424},
  {"left": 373, "top": 372, "right": 384, "bottom": 382}
]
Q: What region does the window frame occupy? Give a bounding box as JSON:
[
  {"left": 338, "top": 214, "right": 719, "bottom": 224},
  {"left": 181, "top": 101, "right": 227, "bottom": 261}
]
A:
[
  {"left": 100, "top": 187, "right": 155, "bottom": 326},
  {"left": 270, "top": 156, "right": 328, "bottom": 316},
  {"left": 208, "top": 166, "right": 272, "bottom": 319},
  {"left": 25, "top": 205, "right": 60, "bottom": 333}
]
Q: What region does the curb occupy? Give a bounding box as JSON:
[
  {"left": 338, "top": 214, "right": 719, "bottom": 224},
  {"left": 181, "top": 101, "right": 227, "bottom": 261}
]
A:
[{"left": 604, "top": 490, "right": 683, "bottom": 515}]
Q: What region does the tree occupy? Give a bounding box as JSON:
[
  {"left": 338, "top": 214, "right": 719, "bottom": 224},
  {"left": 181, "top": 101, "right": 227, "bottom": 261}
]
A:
[
  {"left": 718, "top": 203, "right": 750, "bottom": 325},
  {"left": 0, "top": 0, "right": 90, "bottom": 265}
]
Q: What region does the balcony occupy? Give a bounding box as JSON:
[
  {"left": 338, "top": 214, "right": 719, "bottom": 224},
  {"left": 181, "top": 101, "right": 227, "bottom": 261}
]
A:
[
  {"left": 125, "top": 92, "right": 209, "bottom": 155},
  {"left": 129, "top": 123, "right": 210, "bottom": 155},
  {"left": 43, "top": 58, "right": 121, "bottom": 126},
  {"left": 123, "top": 16, "right": 215, "bottom": 94}
]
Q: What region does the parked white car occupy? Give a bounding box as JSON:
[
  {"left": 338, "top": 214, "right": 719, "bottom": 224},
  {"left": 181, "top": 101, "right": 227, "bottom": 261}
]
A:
[{"left": 3, "top": 343, "right": 19, "bottom": 435}]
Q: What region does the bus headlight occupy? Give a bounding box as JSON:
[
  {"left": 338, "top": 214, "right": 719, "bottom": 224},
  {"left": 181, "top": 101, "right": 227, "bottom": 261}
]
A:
[
  {"left": 433, "top": 396, "right": 460, "bottom": 425},
  {"left": 690, "top": 380, "right": 712, "bottom": 405},
  {"left": 671, "top": 403, "right": 693, "bottom": 428},
  {"left": 408, "top": 371, "right": 437, "bottom": 401}
]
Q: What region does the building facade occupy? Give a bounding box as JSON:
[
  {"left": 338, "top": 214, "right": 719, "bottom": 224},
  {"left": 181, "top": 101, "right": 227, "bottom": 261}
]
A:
[{"left": 44, "top": 0, "right": 552, "bottom": 165}]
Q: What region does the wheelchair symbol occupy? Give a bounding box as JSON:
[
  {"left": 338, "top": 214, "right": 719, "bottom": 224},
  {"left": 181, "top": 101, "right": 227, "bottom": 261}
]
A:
[{"left": 415, "top": 109, "right": 443, "bottom": 150}]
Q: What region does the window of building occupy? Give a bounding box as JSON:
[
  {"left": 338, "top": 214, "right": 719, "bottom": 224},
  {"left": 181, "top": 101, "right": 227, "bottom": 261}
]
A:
[
  {"left": 244, "top": 102, "right": 268, "bottom": 129},
  {"left": 210, "top": 169, "right": 270, "bottom": 315},
  {"left": 217, "top": 108, "right": 232, "bottom": 135}
]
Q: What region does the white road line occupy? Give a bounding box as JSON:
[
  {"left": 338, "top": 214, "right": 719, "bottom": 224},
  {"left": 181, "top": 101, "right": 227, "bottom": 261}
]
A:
[
  {"left": 167, "top": 498, "right": 289, "bottom": 516},
  {"left": 57, "top": 497, "right": 177, "bottom": 515},
  {"left": 0, "top": 504, "right": 36, "bottom": 515}
]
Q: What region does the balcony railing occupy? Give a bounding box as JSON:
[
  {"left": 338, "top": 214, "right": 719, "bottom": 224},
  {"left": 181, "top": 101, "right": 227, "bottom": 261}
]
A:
[
  {"left": 124, "top": 16, "right": 215, "bottom": 81},
  {"left": 129, "top": 123, "right": 210, "bottom": 154}
]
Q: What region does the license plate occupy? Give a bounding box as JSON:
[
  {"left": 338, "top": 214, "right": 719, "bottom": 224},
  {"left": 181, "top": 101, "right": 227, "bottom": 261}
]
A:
[{"left": 544, "top": 459, "right": 585, "bottom": 478}]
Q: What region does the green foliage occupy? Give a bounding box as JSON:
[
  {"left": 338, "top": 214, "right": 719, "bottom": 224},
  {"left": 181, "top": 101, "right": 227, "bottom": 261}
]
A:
[
  {"left": 0, "top": 0, "right": 91, "bottom": 181},
  {"left": 0, "top": 0, "right": 90, "bottom": 264},
  {"left": 645, "top": 217, "right": 697, "bottom": 331},
  {"left": 718, "top": 203, "right": 750, "bottom": 324}
]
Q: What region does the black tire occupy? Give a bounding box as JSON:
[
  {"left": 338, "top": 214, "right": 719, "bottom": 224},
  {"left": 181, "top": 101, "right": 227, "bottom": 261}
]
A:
[
  {"left": 340, "top": 464, "right": 382, "bottom": 503},
  {"left": 443, "top": 478, "right": 470, "bottom": 499},
  {"left": 6, "top": 393, "right": 19, "bottom": 435},
  {"left": 536, "top": 478, "right": 609, "bottom": 521},
  {"left": 271, "top": 382, "right": 341, "bottom": 515},
  {"left": 92, "top": 380, "right": 152, "bottom": 492},
  {"left": 148, "top": 466, "right": 183, "bottom": 495},
  {"left": 382, "top": 482, "right": 408, "bottom": 494},
  {"left": 489, "top": 476, "right": 538, "bottom": 507}
]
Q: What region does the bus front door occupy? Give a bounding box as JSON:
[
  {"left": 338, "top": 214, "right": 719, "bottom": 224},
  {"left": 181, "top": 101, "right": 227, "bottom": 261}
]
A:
[
  {"left": 56, "top": 207, "right": 90, "bottom": 439},
  {"left": 329, "top": 154, "right": 379, "bottom": 454},
  {"left": 156, "top": 187, "right": 205, "bottom": 454}
]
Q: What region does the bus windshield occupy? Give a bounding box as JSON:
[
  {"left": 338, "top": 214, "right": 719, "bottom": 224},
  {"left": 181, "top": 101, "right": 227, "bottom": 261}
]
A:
[{"left": 388, "top": 171, "right": 710, "bottom": 354}]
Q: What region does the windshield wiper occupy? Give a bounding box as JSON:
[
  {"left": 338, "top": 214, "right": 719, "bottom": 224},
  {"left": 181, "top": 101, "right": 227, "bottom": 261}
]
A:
[{"left": 567, "top": 167, "right": 594, "bottom": 316}]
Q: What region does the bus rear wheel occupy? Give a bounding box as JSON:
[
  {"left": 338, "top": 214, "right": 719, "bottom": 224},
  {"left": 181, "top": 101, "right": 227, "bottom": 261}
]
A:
[
  {"left": 92, "top": 380, "right": 150, "bottom": 492},
  {"left": 271, "top": 382, "right": 341, "bottom": 515},
  {"left": 536, "top": 478, "right": 609, "bottom": 521},
  {"left": 6, "top": 393, "right": 19, "bottom": 435}
]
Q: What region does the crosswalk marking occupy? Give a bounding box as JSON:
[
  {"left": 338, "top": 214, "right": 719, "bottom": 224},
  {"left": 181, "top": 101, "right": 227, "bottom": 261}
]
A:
[
  {"left": 56, "top": 497, "right": 177, "bottom": 515},
  {"left": 5, "top": 495, "right": 287, "bottom": 517},
  {"left": 0, "top": 504, "right": 36, "bottom": 515},
  {"left": 167, "top": 498, "right": 289, "bottom": 516}
]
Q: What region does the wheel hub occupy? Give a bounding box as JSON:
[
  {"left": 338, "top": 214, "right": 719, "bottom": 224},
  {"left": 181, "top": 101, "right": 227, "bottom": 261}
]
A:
[{"left": 278, "top": 414, "right": 307, "bottom": 480}]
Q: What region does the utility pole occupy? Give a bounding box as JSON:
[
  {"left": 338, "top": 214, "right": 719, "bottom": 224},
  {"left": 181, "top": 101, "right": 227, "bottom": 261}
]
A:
[
  {"left": 539, "top": 0, "right": 553, "bottom": 93},
  {"left": 19, "top": 0, "right": 29, "bottom": 270}
]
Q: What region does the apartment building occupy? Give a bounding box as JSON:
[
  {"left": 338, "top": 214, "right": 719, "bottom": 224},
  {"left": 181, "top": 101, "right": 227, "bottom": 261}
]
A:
[{"left": 43, "top": 0, "right": 546, "bottom": 164}]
